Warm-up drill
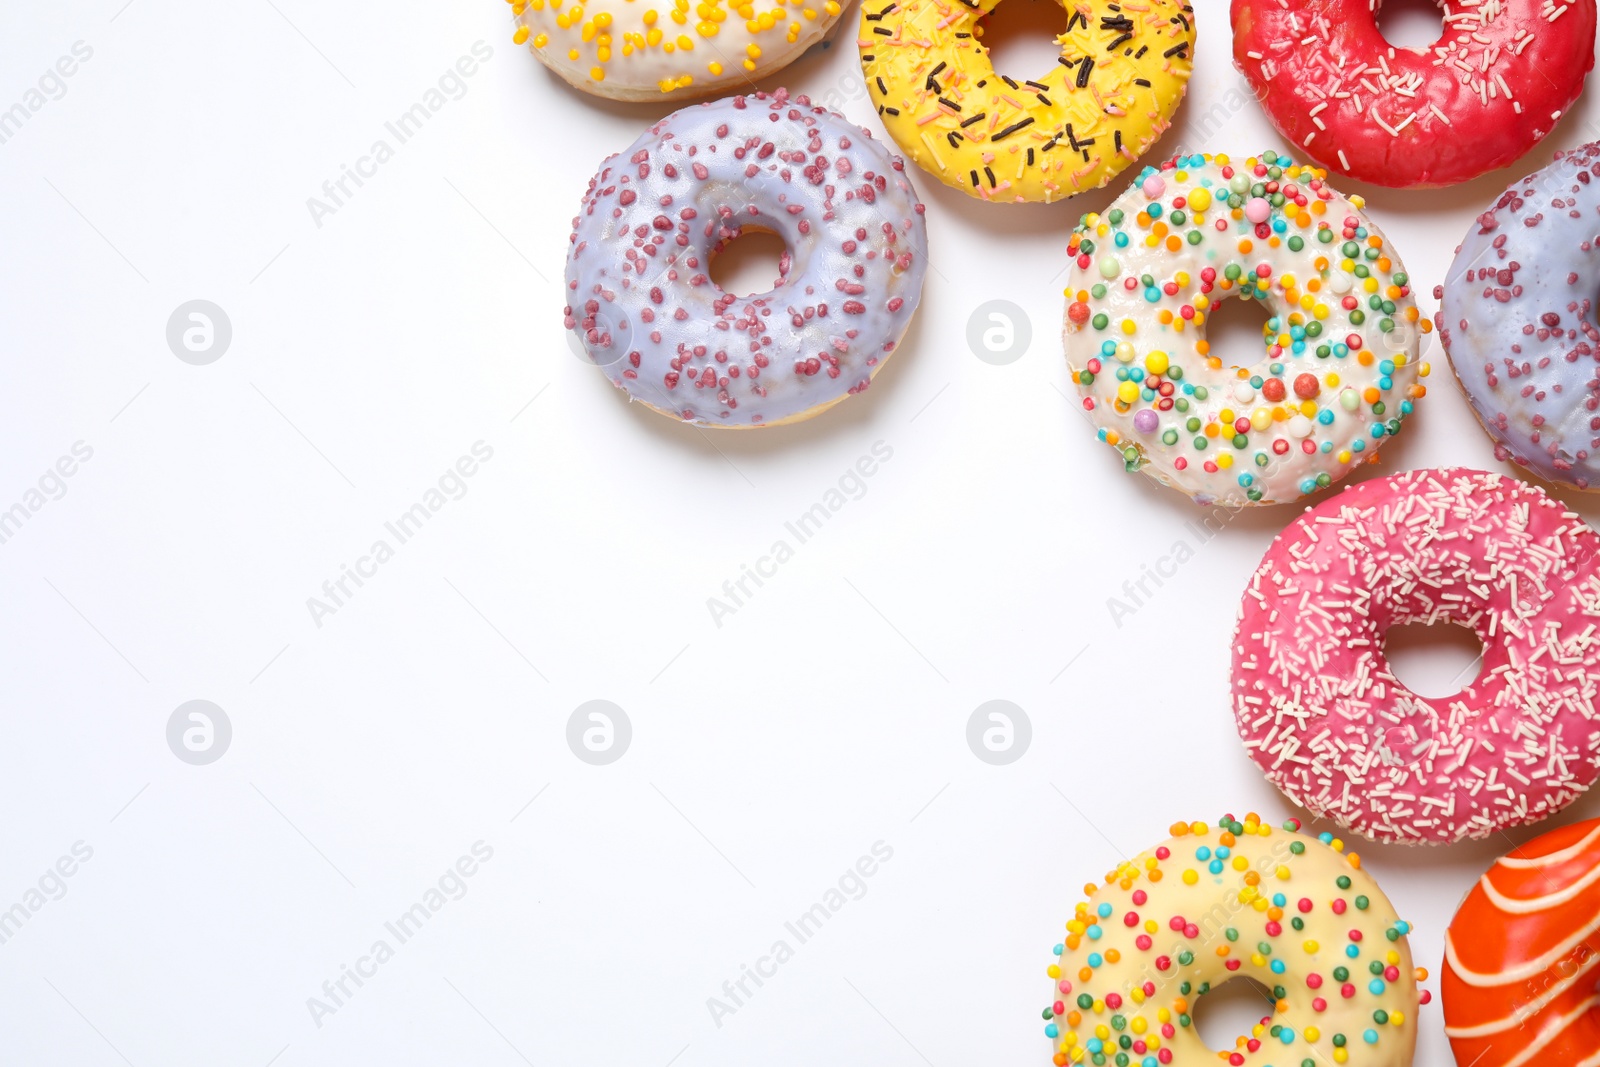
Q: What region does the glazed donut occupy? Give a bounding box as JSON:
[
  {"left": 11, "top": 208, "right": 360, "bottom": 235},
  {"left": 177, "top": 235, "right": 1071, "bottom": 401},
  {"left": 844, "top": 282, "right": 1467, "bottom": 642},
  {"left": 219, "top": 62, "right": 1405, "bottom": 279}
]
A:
[
  {"left": 1040, "top": 813, "right": 1424, "bottom": 1067},
  {"left": 1231, "top": 0, "right": 1596, "bottom": 187},
  {"left": 1442, "top": 817, "right": 1600, "bottom": 1067},
  {"left": 564, "top": 90, "right": 928, "bottom": 427},
  {"left": 1063, "top": 150, "right": 1428, "bottom": 506},
  {"left": 1232, "top": 468, "right": 1600, "bottom": 845},
  {"left": 1439, "top": 140, "right": 1600, "bottom": 490},
  {"left": 858, "top": 0, "right": 1194, "bottom": 203},
  {"left": 510, "top": 0, "right": 843, "bottom": 100}
]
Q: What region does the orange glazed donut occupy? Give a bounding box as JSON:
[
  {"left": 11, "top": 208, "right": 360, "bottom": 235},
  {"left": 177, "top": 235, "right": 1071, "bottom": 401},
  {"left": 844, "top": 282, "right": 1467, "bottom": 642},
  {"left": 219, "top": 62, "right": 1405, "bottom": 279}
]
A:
[{"left": 1442, "top": 817, "right": 1600, "bottom": 1066}]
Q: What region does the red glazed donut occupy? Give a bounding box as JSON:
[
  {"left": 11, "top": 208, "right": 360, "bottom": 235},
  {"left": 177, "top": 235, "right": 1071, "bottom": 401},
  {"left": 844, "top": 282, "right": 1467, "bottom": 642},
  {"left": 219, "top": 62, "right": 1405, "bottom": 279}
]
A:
[
  {"left": 1231, "top": 0, "right": 1597, "bottom": 187},
  {"left": 1442, "top": 817, "right": 1600, "bottom": 1066}
]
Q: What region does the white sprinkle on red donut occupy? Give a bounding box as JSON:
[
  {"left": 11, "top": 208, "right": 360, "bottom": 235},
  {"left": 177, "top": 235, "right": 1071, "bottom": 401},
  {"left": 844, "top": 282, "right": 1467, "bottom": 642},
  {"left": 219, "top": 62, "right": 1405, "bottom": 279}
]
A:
[{"left": 1231, "top": 0, "right": 1597, "bottom": 187}]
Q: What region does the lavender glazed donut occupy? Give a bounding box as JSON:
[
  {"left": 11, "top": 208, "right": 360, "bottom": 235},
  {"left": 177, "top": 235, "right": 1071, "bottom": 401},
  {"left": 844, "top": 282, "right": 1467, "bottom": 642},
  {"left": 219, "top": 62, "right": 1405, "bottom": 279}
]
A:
[
  {"left": 1232, "top": 467, "right": 1600, "bottom": 844},
  {"left": 564, "top": 89, "right": 928, "bottom": 428},
  {"left": 1438, "top": 140, "right": 1600, "bottom": 489}
]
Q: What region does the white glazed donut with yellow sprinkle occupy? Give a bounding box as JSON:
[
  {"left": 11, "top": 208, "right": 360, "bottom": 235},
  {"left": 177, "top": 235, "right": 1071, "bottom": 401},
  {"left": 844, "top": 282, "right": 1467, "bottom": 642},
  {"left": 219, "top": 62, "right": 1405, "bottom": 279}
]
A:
[
  {"left": 509, "top": 0, "right": 844, "bottom": 100},
  {"left": 1041, "top": 813, "right": 1426, "bottom": 1067},
  {"left": 1063, "top": 150, "right": 1429, "bottom": 507}
]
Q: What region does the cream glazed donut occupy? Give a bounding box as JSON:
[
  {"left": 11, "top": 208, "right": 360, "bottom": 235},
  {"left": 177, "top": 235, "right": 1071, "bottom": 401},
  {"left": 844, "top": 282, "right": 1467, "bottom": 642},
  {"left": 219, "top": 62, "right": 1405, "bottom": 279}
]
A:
[
  {"left": 565, "top": 90, "right": 928, "bottom": 427},
  {"left": 1064, "top": 150, "right": 1428, "bottom": 507},
  {"left": 1232, "top": 468, "right": 1600, "bottom": 845},
  {"left": 1439, "top": 140, "right": 1600, "bottom": 490},
  {"left": 1040, "top": 813, "right": 1425, "bottom": 1067},
  {"left": 510, "top": 0, "right": 844, "bottom": 100}
]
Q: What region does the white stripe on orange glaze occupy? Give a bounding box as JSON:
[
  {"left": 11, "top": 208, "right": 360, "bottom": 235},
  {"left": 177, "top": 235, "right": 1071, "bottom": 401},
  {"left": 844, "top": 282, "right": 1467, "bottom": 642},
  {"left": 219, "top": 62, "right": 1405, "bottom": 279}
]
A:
[
  {"left": 1492, "top": 993, "right": 1600, "bottom": 1067},
  {"left": 1480, "top": 858, "right": 1600, "bottom": 913},
  {"left": 1444, "top": 948, "right": 1600, "bottom": 1037},
  {"left": 1444, "top": 911, "right": 1600, "bottom": 985},
  {"left": 1498, "top": 824, "right": 1600, "bottom": 869}
]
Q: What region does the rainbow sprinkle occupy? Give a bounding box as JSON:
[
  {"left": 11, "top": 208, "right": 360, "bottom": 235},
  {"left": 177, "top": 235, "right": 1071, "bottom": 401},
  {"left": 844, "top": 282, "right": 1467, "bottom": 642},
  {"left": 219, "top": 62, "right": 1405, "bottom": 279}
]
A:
[
  {"left": 1064, "top": 151, "right": 1431, "bottom": 506},
  {"left": 1042, "top": 813, "right": 1427, "bottom": 1066}
]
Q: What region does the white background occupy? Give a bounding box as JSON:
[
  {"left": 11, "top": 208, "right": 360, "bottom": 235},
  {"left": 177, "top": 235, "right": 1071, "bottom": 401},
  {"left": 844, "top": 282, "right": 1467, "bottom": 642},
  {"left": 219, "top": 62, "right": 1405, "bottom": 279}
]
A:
[{"left": 3, "top": 1, "right": 1600, "bottom": 1064}]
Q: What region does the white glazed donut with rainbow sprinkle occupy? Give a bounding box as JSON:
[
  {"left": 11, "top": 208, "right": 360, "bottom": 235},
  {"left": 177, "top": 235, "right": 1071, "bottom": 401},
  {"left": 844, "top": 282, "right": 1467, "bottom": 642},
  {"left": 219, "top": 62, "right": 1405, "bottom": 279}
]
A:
[
  {"left": 1063, "top": 150, "right": 1430, "bottom": 507},
  {"left": 1041, "top": 813, "right": 1426, "bottom": 1067},
  {"left": 510, "top": 0, "right": 843, "bottom": 100},
  {"left": 565, "top": 90, "right": 928, "bottom": 427}
]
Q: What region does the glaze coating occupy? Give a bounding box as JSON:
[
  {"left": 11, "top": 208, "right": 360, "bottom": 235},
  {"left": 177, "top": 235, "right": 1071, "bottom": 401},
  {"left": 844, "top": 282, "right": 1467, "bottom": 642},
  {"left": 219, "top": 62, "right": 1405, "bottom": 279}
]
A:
[
  {"left": 1064, "top": 150, "right": 1426, "bottom": 506},
  {"left": 1232, "top": 468, "right": 1600, "bottom": 844},
  {"left": 860, "top": 0, "right": 1194, "bottom": 203},
  {"left": 1439, "top": 140, "right": 1600, "bottom": 489},
  {"left": 1232, "top": 0, "right": 1595, "bottom": 187},
  {"left": 565, "top": 91, "right": 928, "bottom": 427},
  {"left": 512, "top": 0, "right": 844, "bottom": 100},
  {"left": 1041, "top": 813, "right": 1423, "bottom": 1066},
  {"left": 1442, "top": 817, "right": 1600, "bottom": 1067}
]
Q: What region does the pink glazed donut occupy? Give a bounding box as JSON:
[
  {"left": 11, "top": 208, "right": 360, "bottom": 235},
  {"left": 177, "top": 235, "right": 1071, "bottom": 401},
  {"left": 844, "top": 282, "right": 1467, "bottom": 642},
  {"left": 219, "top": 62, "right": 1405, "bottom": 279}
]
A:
[{"left": 1231, "top": 467, "right": 1600, "bottom": 844}]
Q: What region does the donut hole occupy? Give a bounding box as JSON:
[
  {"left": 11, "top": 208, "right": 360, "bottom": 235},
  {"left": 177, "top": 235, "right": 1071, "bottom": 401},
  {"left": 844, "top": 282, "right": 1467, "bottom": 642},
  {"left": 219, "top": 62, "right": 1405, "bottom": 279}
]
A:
[
  {"left": 1192, "top": 977, "right": 1276, "bottom": 1054},
  {"left": 1202, "top": 295, "right": 1275, "bottom": 371},
  {"left": 709, "top": 228, "right": 789, "bottom": 298},
  {"left": 1383, "top": 620, "right": 1485, "bottom": 698},
  {"left": 1375, "top": 0, "right": 1445, "bottom": 49},
  {"left": 974, "top": 0, "right": 1068, "bottom": 84}
]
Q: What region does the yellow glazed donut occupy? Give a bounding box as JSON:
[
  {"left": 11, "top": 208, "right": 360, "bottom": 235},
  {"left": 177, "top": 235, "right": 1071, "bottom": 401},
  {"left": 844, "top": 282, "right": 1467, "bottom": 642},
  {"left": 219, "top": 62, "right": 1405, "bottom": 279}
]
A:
[
  {"left": 510, "top": 0, "right": 844, "bottom": 101},
  {"left": 1041, "top": 814, "right": 1425, "bottom": 1066},
  {"left": 860, "top": 0, "right": 1194, "bottom": 202}
]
